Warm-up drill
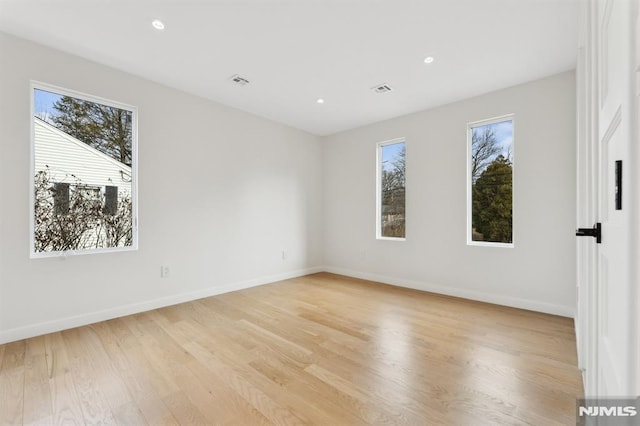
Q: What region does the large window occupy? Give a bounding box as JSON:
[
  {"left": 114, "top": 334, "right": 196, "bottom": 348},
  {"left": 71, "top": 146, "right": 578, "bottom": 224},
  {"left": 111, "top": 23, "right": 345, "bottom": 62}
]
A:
[
  {"left": 377, "top": 139, "right": 406, "bottom": 239},
  {"left": 31, "top": 82, "right": 138, "bottom": 257},
  {"left": 468, "top": 115, "right": 514, "bottom": 246}
]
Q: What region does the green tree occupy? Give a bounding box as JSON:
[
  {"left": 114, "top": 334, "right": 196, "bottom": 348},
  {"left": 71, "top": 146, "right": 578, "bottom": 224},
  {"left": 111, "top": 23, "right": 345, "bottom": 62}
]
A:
[
  {"left": 472, "top": 155, "right": 512, "bottom": 243},
  {"left": 52, "top": 96, "right": 132, "bottom": 166}
]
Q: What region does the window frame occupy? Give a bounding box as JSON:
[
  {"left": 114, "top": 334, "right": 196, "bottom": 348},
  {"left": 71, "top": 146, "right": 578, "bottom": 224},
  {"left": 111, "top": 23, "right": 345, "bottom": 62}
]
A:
[
  {"left": 30, "top": 81, "right": 139, "bottom": 258},
  {"left": 466, "top": 114, "right": 515, "bottom": 248},
  {"left": 376, "top": 137, "right": 406, "bottom": 241}
]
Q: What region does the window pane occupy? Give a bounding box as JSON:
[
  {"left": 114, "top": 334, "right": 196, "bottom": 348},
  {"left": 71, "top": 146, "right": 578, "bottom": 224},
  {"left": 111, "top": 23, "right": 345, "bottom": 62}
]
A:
[
  {"left": 33, "top": 86, "right": 136, "bottom": 255},
  {"left": 470, "top": 119, "right": 513, "bottom": 244},
  {"left": 379, "top": 141, "right": 405, "bottom": 238}
]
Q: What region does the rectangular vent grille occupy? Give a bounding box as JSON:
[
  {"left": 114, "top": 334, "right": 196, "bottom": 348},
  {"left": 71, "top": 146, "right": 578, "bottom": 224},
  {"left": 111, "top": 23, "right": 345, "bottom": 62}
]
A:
[
  {"left": 230, "top": 75, "right": 250, "bottom": 86},
  {"left": 372, "top": 83, "right": 393, "bottom": 93}
]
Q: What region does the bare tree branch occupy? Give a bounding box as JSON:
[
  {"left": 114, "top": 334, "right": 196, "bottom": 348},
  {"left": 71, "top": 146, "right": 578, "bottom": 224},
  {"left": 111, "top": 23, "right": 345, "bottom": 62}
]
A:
[{"left": 471, "top": 127, "right": 501, "bottom": 182}]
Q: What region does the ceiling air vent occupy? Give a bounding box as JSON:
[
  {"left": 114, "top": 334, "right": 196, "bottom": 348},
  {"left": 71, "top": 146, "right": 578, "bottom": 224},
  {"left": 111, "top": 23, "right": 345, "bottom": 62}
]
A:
[
  {"left": 371, "top": 83, "right": 393, "bottom": 93},
  {"left": 230, "top": 74, "right": 250, "bottom": 86}
]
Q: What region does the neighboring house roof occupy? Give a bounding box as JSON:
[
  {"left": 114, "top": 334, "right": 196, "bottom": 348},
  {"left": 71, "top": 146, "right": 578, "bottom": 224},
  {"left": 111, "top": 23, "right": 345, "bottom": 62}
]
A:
[{"left": 34, "top": 116, "right": 132, "bottom": 192}]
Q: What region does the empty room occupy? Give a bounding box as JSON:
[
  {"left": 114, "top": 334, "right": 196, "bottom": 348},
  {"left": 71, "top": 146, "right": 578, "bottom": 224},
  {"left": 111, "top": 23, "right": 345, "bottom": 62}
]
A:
[{"left": 0, "top": 0, "right": 638, "bottom": 424}]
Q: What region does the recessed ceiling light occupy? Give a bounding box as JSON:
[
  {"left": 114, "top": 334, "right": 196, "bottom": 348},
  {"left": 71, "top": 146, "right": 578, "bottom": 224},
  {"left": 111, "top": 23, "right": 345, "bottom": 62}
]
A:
[
  {"left": 424, "top": 56, "right": 435, "bottom": 64},
  {"left": 316, "top": 98, "right": 325, "bottom": 104},
  {"left": 152, "top": 19, "right": 165, "bottom": 30}
]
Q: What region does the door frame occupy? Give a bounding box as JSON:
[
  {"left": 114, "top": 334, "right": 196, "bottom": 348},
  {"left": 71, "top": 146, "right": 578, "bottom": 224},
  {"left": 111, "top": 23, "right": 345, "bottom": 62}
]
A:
[{"left": 575, "top": 0, "right": 599, "bottom": 397}]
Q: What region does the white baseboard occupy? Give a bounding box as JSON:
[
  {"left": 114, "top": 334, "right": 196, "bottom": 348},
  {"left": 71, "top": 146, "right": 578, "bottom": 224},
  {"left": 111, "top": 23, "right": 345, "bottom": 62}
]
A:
[
  {"left": 0, "top": 266, "right": 324, "bottom": 345},
  {"left": 323, "top": 266, "right": 575, "bottom": 318},
  {"left": 0, "top": 264, "right": 574, "bottom": 344}
]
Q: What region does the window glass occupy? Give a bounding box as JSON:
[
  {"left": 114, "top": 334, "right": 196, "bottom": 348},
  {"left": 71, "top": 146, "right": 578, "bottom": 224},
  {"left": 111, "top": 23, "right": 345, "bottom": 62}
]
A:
[
  {"left": 32, "top": 84, "right": 137, "bottom": 256},
  {"left": 469, "top": 117, "right": 513, "bottom": 246},
  {"left": 378, "top": 140, "right": 406, "bottom": 239}
]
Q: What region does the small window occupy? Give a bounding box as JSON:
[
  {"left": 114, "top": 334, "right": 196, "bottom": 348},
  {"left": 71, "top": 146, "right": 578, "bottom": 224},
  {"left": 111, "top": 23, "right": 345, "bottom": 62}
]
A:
[
  {"left": 76, "top": 185, "right": 101, "bottom": 203},
  {"left": 31, "top": 82, "right": 137, "bottom": 256},
  {"left": 467, "top": 115, "right": 514, "bottom": 246},
  {"left": 377, "top": 139, "right": 406, "bottom": 239}
]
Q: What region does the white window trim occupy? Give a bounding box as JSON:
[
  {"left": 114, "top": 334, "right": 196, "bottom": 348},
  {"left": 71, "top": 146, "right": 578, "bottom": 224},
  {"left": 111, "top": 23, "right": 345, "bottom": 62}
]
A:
[
  {"left": 376, "top": 137, "right": 406, "bottom": 241},
  {"left": 30, "top": 81, "right": 139, "bottom": 258},
  {"left": 466, "top": 114, "right": 515, "bottom": 248}
]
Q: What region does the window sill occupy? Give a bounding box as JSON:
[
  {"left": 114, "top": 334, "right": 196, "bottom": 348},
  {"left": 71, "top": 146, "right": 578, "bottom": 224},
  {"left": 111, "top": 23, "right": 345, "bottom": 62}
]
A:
[
  {"left": 467, "top": 241, "right": 514, "bottom": 248},
  {"left": 376, "top": 236, "right": 406, "bottom": 242}
]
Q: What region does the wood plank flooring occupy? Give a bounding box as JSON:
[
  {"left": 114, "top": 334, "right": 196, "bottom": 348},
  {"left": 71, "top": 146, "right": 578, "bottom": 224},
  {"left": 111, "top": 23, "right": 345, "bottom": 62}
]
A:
[{"left": 0, "top": 273, "right": 583, "bottom": 425}]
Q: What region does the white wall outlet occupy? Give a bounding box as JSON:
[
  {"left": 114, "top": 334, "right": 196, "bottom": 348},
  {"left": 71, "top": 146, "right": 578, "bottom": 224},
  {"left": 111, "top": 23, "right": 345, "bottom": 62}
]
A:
[
  {"left": 161, "top": 265, "right": 170, "bottom": 278},
  {"left": 282, "top": 250, "right": 287, "bottom": 260}
]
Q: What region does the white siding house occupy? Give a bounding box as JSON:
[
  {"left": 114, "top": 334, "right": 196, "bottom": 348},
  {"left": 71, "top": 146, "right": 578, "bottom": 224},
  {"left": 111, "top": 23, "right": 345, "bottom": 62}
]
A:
[
  {"left": 33, "top": 116, "right": 134, "bottom": 252},
  {"left": 34, "top": 116, "right": 131, "bottom": 196}
]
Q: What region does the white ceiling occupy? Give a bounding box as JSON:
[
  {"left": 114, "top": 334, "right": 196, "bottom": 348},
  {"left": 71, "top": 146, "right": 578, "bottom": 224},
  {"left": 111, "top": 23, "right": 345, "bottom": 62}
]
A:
[{"left": 0, "top": 0, "right": 580, "bottom": 136}]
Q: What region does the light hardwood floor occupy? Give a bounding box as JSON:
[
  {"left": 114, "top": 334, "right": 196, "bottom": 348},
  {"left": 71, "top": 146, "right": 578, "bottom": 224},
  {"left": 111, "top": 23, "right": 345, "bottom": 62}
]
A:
[{"left": 0, "top": 273, "right": 583, "bottom": 425}]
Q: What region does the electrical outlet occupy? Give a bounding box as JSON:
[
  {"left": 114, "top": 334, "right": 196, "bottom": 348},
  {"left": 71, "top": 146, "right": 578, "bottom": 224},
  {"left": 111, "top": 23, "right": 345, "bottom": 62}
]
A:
[
  {"left": 282, "top": 250, "right": 287, "bottom": 260},
  {"left": 161, "top": 265, "right": 170, "bottom": 278}
]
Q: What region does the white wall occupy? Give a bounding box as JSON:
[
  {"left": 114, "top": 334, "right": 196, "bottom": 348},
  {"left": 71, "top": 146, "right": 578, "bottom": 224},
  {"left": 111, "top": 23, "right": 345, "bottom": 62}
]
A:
[
  {"left": 0, "top": 31, "right": 577, "bottom": 344},
  {"left": 0, "top": 33, "right": 324, "bottom": 343},
  {"left": 322, "top": 71, "right": 576, "bottom": 316}
]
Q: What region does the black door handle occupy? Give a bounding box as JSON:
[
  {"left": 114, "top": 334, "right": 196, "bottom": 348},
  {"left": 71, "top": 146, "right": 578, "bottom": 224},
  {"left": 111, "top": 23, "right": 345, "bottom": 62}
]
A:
[{"left": 576, "top": 223, "right": 601, "bottom": 243}]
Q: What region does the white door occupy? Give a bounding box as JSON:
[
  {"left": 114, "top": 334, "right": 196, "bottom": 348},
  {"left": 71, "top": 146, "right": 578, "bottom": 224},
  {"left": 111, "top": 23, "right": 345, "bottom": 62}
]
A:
[
  {"left": 593, "top": 0, "right": 636, "bottom": 397},
  {"left": 576, "top": 0, "right": 639, "bottom": 398}
]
